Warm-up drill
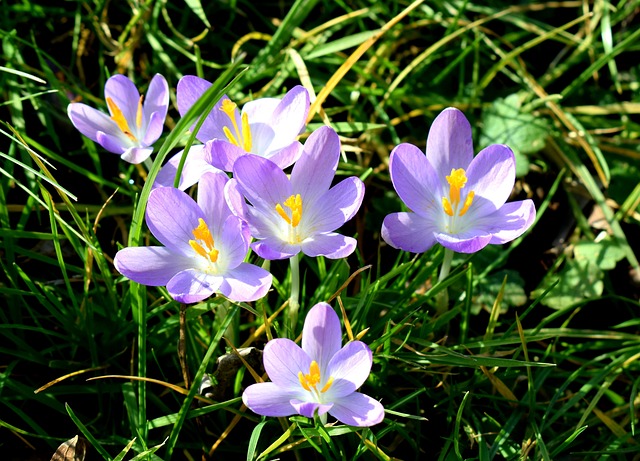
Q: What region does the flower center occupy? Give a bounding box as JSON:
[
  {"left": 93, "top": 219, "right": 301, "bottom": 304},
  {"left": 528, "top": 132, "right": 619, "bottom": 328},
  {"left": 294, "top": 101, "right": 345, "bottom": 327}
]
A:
[
  {"left": 275, "top": 194, "right": 303, "bottom": 244},
  {"left": 298, "top": 360, "right": 334, "bottom": 396},
  {"left": 442, "top": 168, "right": 474, "bottom": 218},
  {"left": 189, "top": 218, "right": 219, "bottom": 267},
  {"left": 220, "top": 99, "right": 252, "bottom": 152},
  {"left": 106, "top": 95, "right": 143, "bottom": 143}
]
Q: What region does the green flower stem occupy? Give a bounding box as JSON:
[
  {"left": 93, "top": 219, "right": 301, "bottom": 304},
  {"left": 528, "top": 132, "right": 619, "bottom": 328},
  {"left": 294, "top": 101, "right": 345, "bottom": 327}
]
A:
[
  {"left": 288, "top": 254, "right": 300, "bottom": 336},
  {"left": 435, "top": 248, "right": 454, "bottom": 315}
]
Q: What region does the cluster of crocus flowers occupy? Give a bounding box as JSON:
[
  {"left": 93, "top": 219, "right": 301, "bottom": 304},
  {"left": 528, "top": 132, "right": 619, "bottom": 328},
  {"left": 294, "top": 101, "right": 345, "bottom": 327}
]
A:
[
  {"left": 67, "top": 74, "right": 169, "bottom": 164},
  {"left": 113, "top": 171, "right": 272, "bottom": 303},
  {"left": 153, "top": 76, "right": 310, "bottom": 190},
  {"left": 242, "top": 302, "right": 384, "bottom": 426},
  {"left": 382, "top": 107, "right": 536, "bottom": 254}
]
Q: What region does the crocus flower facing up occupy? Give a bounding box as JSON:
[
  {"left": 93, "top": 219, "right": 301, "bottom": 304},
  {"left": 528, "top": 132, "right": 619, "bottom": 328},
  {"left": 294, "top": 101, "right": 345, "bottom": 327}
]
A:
[
  {"left": 382, "top": 107, "right": 536, "bottom": 254},
  {"left": 68, "top": 74, "right": 169, "bottom": 164},
  {"left": 231, "top": 125, "right": 364, "bottom": 260},
  {"left": 154, "top": 76, "right": 310, "bottom": 189},
  {"left": 242, "top": 302, "right": 384, "bottom": 426},
  {"left": 114, "top": 171, "right": 272, "bottom": 303}
]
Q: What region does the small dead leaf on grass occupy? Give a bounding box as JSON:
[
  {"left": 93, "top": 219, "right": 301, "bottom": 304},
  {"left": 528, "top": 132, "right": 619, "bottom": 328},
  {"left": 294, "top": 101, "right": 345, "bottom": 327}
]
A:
[{"left": 50, "top": 435, "right": 88, "bottom": 461}]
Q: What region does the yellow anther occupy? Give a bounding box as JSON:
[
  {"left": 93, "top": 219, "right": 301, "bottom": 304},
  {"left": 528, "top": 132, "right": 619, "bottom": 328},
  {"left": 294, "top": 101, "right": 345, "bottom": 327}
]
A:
[
  {"left": 319, "top": 376, "right": 334, "bottom": 393},
  {"left": 189, "top": 218, "right": 218, "bottom": 263},
  {"left": 459, "top": 191, "right": 475, "bottom": 217},
  {"left": 298, "top": 360, "right": 324, "bottom": 392},
  {"left": 189, "top": 240, "right": 208, "bottom": 259},
  {"left": 106, "top": 97, "right": 137, "bottom": 142},
  {"left": 220, "top": 98, "right": 252, "bottom": 152},
  {"left": 442, "top": 197, "right": 454, "bottom": 217},
  {"left": 136, "top": 95, "right": 144, "bottom": 129},
  {"left": 442, "top": 168, "right": 474, "bottom": 217},
  {"left": 276, "top": 194, "right": 302, "bottom": 227}
]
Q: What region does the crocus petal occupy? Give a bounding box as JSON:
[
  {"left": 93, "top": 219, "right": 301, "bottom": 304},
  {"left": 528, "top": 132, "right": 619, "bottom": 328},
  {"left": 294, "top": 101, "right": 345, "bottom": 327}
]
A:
[
  {"left": 233, "top": 154, "right": 292, "bottom": 210},
  {"left": 67, "top": 104, "right": 123, "bottom": 146},
  {"left": 205, "top": 139, "right": 247, "bottom": 171},
  {"left": 176, "top": 76, "right": 228, "bottom": 142},
  {"left": 426, "top": 107, "right": 474, "bottom": 180},
  {"left": 243, "top": 382, "right": 297, "bottom": 417},
  {"left": 241, "top": 98, "right": 281, "bottom": 125},
  {"left": 121, "top": 146, "right": 153, "bottom": 164},
  {"left": 114, "top": 246, "right": 191, "bottom": 285},
  {"left": 291, "top": 126, "right": 340, "bottom": 206},
  {"left": 328, "top": 392, "right": 384, "bottom": 427},
  {"left": 96, "top": 131, "right": 128, "bottom": 154},
  {"left": 389, "top": 143, "right": 441, "bottom": 215},
  {"left": 251, "top": 238, "right": 299, "bottom": 260},
  {"left": 224, "top": 178, "right": 248, "bottom": 222},
  {"left": 216, "top": 215, "right": 251, "bottom": 270},
  {"left": 196, "top": 171, "right": 232, "bottom": 235},
  {"left": 166, "top": 268, "right": 220, "bottom": 304},
  {"left": 217, "top": 263, "right": 272, "bottom": 302},
  {"left": 153, "top": 145, "right": 219, "bottom": 190},
  {"left": 143, "top": 74, "right": 169, "bottom": 124},
  {"left": 465, "top": 144, "right": 515, "bottom": 216},
  {"left": 263, "top": 338, "right": 312, "bottom": 390},
  {"left": 303, "top": 177, "right": 364, "bottom": 234},
  {"left": 141, "top": 110, "right": 166, "bottom": 146},
  {"left": 484, "top": 199, "right": 536, "bottom": 244},
  {"left": 302, "top": 303, "right": 342, "bottom": 379},
  {"left": 300, "top": 233, "right": 357, "bottom": 259},
  {"left": 104, "top": 75, "right": 140, "bottom": 125},
  {"left": 434, "top": 231, "right": 493, "bottom": 254},
  {"left": 146, "top": 187, "right": 205, "bottom": 255},
  {"left": 290, "top": 400, "right": 333, "bottom": 419},
  {"left": 267, "top": 85, "right": 310, "bottom": 151},
  {"left": 264, "top": 141, "right": 303, "bottom": 169},
  {"left": 324, "top": 341, "right": 372, "bottom": 399},
  {"left": 381, "top": 212, "right": 438, "bottom": 253}
]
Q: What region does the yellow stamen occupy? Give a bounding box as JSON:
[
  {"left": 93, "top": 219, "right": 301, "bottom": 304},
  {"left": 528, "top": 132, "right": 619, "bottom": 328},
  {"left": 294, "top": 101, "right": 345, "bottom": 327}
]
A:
[
  {"left": 442, "top": 168, "right": 474, "bottom": 217},
  {"left": 220, "top": 98, "right": 253, "bottom": 152},
  {"left": 136, "top": 95, "right": 144, "bottom": 129},
  {"left": 319, "top": 376, "right": 334, "bottom": 393},
  {"left": 106, "top": 97, "right": 137, "bottom": 142},
  {"left": 189, "top": 218, "right": 218, "bottom": 263},
  {"left": 298, "top": 360, "right": 333, "bottom": 393},
  {"left": 276, "top": 194, "right": 302, "bottom": 227}
]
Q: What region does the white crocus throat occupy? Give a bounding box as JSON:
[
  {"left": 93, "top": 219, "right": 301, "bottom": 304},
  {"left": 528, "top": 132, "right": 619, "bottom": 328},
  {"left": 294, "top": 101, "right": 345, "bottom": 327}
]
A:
[
  {"left": 275, "top": 194, "right": 303, "bottom": 244},
  {"left": 220, "top": 99, "right": 252, "bottom": 152},
  {"left": 189, "top": 218, "right": 220, "bottom": 273},
  {"left": 298, "top": 360, "right": 334, "bottom": 402},
  {"left": 106, "top": 95, "right": 144, "bottom": 144},
  {"left": 441, "top": 168, "right": 475, "bottom": 232}
]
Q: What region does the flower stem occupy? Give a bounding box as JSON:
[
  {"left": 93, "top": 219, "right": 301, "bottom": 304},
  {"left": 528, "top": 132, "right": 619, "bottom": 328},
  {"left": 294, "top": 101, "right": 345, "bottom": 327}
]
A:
[
  {"left": 435, "top": 248, "right": 454, "bottom": 315},
  {"left": 287, "top": 254, "right": 300, "bottom": 336}
]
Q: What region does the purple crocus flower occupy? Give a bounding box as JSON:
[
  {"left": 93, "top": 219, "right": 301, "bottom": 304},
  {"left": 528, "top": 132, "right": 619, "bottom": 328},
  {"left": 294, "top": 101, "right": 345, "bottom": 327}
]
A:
[
  {"left": 67, "top": 74, "right": 169, "bottom": 164},
  {"left": 154, "top": 77, "right": 310, "bottom": 189},
  {"left": 230, "top": 126, "right": 364, "bottom": 260},
  {"left": 242, "top": 302, "right": 384, "bottom": 427},
  {"left": 113, "top": 171, "right": 272, "bottom": 303},
  {"left": 382, "top": 107, "right": 536, "bottom": 254}
]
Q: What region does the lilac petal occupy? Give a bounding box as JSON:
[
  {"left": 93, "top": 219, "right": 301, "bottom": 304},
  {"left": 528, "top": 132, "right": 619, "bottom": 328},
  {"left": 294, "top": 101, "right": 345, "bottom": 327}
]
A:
[
  {"left": 267, "top": 85, "right": 310, "bottom": 150},
  {"left": 426, "top": 107, "right": 474, "bottom": 180},
  {"left": 67, "top": 103, "right": 122, "bottom": 145},
  {"left": 242, "top": 382, "right": 297, "bottom": 417},
  {"left": 177, "top": 77, "right": 228, "bottom": 142},
  {"left": 224, "top": 178, "right": 248, "bottom": 221},
  {"left": 146, "top": 187, "right": 204, "bottom": 255},
  {"left": 290, "top": 400, "right": 333, "bottom": 419},
  {"left": 302, "top": 303, "right": 342, "bottom": 379},
  {"left": 304, "top": 177, "right": 364, "bottom": 234},
  {"left": 141, "top": 110, "right": 166, "bottom": 146},
  {"left": 242, "top": 98, "right": 281, "bottom": 125},
  {"left": 483, "top": 199, "right": 536, "bottom": 244},
  {"left": 389, "top": 143, "right": 441, "bottom": 215},
  {"left": 104, "top": 75, "right": 140, "bottom": 125},
  {"left": 324, "top": 341, "right": 372, "bottom": 399},
  {"left": 217, "top": 215, "right": 251, "bottom": 270},
  {"left": 251, "top": 238, "right": 299, "bottom": 260},
  {"left": 121, "top": 146, "right": 153, "bottom": 164},
  {"left": 300, "top": 233, "right": 357, "bottom": 259},
  {"left": 263, "top": 338, "right": 312, "bottom": 390},
  {"left": 291, "top": 126, "right": 340, "bottom": 205},
  {"left": 205, "top": 139, "right": 247, "bottom": 171},
  {"left": 233, "top": 154, "right": 292, "bottom": 210},
  {"left": 434, "top": 231, "right": 493, "bottom": 254},
  {"left": 153, "top": 145, "right": 219, "bottom": 190},
  {"left": 196, "top": 171, "right": 232, "bottom": 235},
  {"left": 142, "top": 74, "right": 169, "bottom": 126},
  {"left": 264, "top": 141, "right": 303, "bottom": 169},
  {"left": 114, "top": 246, "right": 190, "bottom": 285},
  {"left": 329, "top": 392, "right": 384, "bottom": 427},
  {"left": 217, "top": 263, "right": 272, "bottom": 302},
  {"left": 381, "top": 212, "right": 438, "bottom": 253},
  {"left": 166, "top": 268, "right": 220, "bottom": 304},
  {"left": 465, "top": 144, "right": 515, "bottom": 216},
  {"left": 95, "top": 131, "right": 128, "bottom": 154}
]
